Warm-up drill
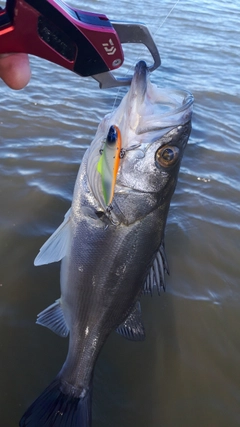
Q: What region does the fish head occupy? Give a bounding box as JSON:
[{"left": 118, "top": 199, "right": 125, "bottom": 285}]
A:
[{"left": 87, "top": 61, "right": 193, "bottom": 224}]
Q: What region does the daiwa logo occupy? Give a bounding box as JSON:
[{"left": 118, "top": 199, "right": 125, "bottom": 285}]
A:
[{"left": 102, "top": 39, "right": 116, "bottom": 55}]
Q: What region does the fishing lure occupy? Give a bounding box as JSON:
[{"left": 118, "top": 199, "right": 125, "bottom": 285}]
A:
[{"left": 97, "top": 125, "right": 121, "bottom": 206}]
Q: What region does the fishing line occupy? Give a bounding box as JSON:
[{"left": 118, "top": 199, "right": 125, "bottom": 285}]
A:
[
  {"left": 111, "top": 0, "right": 181, "bottom": 111},
  {"left": 154, "top": 0, "right": 181, "bottom": 34}
]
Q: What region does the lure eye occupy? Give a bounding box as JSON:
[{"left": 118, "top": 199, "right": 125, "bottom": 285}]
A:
[
  {"left": 107, "top": 125, "right": 118, "bottom": 144},
  {"left": 155, "top": 146, "right": 179, "bottom": 168}
]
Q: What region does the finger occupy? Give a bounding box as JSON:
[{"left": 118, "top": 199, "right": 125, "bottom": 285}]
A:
[{"left": 0, "top": 53, "right": 31, "bottom": 89}]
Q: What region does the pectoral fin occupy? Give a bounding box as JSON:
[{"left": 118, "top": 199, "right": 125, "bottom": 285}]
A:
[
  {"left": 36, "top": 299, "right": 69, "bottom": 337},
  {"left": 34, "top": 209, "right": 71, "bottom": 266},
  {"left": 116, "top": 301, "right": 145, "bottom": 341}
]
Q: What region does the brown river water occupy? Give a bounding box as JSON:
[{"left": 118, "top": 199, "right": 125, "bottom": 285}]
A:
[{"left": 0, "top": 0, "right": 240, "bottom": 426}]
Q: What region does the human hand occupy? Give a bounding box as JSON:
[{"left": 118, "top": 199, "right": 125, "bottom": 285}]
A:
[{"left": 0, "top": 53, "right": 31, "bottom": 89}]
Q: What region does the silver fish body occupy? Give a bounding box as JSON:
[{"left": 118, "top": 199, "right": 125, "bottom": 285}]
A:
[{"left": 20, "top": 61, "right": 193, "bottom": 427}]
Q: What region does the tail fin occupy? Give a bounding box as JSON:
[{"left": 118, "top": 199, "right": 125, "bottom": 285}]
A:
[{"left": 19, "top": 379, "right": 92, "bottom": 427}]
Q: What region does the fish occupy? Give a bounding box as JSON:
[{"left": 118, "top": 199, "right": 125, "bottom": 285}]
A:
[{"left": 19, "top": 60, "right": 193, "bottom": 427}]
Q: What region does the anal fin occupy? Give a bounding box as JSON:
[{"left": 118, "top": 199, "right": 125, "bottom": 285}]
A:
[{"left": 36, "top": 299, "right": 69, "bottom": 337}]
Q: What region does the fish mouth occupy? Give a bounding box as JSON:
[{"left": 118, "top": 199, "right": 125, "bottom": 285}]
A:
[
  {"left": 129, "top": 60, "right": 149, "bottom": 101},
  {"left": 133, "top": 60, "right": 148, "bottom": 84}
]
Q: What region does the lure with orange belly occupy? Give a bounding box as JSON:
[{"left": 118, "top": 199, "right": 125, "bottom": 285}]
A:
[{"left": 97, "top": 125, "right": 122, "bottom": 206}]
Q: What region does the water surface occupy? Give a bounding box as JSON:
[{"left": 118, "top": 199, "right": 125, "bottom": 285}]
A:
[{"left": 0, "top": 0, "right": 240, "bottom": 426}]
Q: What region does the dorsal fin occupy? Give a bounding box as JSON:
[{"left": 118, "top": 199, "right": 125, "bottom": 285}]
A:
[
  {"left": 116, "top": 301, "right": 145, "bottom": 341},
  {"left": 143, "top": 241, "right": 169, "bottom": 295}
]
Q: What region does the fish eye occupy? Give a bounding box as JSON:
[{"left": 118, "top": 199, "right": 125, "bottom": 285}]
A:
[
  {"left": 107, "top": 125, "right": 117, "bottom": 144},
  {"left": 155, "top": 146, "right": 180, "bottom": 168}
]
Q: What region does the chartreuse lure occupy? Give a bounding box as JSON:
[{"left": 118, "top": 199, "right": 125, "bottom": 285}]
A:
[{"left": 97, "top": 125, "right": 122, "bottom": 206}]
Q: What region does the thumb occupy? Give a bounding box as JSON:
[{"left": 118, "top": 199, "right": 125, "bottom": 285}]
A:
[{"left": 0, "top": 53, "right": 31, "bottom": 89}]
